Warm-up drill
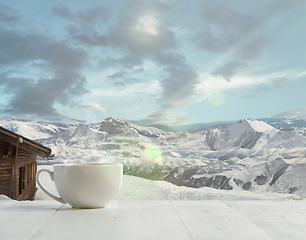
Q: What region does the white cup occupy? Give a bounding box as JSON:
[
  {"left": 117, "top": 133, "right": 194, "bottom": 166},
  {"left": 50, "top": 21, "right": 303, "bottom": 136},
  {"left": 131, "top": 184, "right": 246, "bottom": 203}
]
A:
[{"left": 36, "top": 163, "right": 123, "bottom": 209}]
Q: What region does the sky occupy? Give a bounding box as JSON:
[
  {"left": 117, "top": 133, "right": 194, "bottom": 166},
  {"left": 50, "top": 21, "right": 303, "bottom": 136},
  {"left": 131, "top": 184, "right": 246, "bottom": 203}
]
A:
[{"left": 0, "top": 0, "right": 306, "bottom": 126}]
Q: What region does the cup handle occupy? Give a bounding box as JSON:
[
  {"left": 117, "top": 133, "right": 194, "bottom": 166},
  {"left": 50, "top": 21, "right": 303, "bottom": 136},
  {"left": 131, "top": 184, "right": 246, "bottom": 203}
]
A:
[{"left": 36, "top": 169, "right": 66, "bottom": 204}]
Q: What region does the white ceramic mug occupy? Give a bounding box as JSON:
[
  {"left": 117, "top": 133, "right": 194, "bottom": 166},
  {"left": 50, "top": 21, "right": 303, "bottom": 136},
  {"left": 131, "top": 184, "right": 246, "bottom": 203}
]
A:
[{"left": 36, "top": 163, "right": 123, "bottom": 209}]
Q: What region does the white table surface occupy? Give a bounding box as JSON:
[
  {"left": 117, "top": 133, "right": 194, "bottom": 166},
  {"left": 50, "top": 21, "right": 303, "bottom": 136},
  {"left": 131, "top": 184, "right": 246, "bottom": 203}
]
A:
[{"left": 1, "top": 199, "right": 306, "bottom": 240}]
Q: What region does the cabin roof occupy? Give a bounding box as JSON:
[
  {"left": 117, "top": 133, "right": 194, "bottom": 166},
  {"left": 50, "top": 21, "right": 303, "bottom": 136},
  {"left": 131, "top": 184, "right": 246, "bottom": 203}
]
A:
[{"left": 0, "top": 126, "right": 52, "bottom": 158}]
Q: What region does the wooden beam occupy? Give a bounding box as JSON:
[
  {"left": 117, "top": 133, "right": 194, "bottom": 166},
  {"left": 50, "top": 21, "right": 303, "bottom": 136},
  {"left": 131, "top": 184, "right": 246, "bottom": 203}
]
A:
[
  {"left": 11, "top": 139, "right": 19, "bottom": 200},
  {"left": 0, "top": 137, "right": 17, "bottom": 141}
]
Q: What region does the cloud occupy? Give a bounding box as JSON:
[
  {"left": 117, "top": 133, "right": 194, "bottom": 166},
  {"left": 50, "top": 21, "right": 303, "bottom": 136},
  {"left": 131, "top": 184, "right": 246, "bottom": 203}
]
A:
[
  {"left": 192, "top": 2, "right": 266, "bottom": 60},
  {"left": 130, "top": 109, "right": 170, "bottom": 125},
  {"left": 0, "top": 4, "right": 19, "bottom": 24},
  {"left": 100, "top": 55, "right": 143, "bottom": 70},
  {"left": 130, "top": 109, "right": 190, "bottom": 126},
  {"left": 126, "top": 52, "right": 199, "bottom": 124},
  {"left": 0, "top": 16, "right": 88, "bottom": 120},
  {"left": 2, "top": 78, "right": 61, "bottom": 118},
  {"left": 265, "top": 0, "right": 306, "bottom": 16},
  {"left": 274, "top": 106, "right": 306, "bottom": 119},
  {"left": 59, "top": 1, "right": 176, "bottom": 55},
  {"left": 212, "top": 61, "right": 251, "bottom": 81},
  {"left": 107, "top": 69, "right": 144, "bottom": 86},
  {"left": 196, "top": 69, "right": 306, "bottom": 102},
  {"left": 159, "top": 65, "right": 199, "bottom": 109},
  {"left": 57, "top": 1, "right": 198, "bottom": 122},
  {"left": 52, "top": 4, "right": 111, "bottom": 24},
  {"left": 52, "top": 4, "right": 112, "bottom": 48},
  {"left": 0, "top": 1, "right": 200, "bottom": 124},
  {"left": 1, "top": 71, "right": 88, "bottom": 120},
  {"left": 0, "top": 26, "right": 87, "bottom": 68},
  {"left": 83, "top": 103, "right": 106, "bottom": 113},
  {"left": 106, "top": 14, "right": 176, "bottom": 55},
  {"left": 150, "top": 52, "right": 199, "bottom": 108}
]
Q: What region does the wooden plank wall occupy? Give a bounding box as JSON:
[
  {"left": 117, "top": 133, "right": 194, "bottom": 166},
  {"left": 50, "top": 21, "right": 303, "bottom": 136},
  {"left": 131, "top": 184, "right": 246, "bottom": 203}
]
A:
[
  {"left": 1, "top": 142, "right": 38, "bottom": 200},
  {"left": 0, "top": 142, "right": 13, "bottom": 198},
  {"left": 18, "top": 163, "right": 37, "bottom": 199},
  {"left": 0, "top": 157, "right": 12, "bottom": 198},
  {"left": 16, "top": 148, "right": 37, "bottom": 200},
  {"left": 17, "top": 148, "right": 37, "bottom": 167}
]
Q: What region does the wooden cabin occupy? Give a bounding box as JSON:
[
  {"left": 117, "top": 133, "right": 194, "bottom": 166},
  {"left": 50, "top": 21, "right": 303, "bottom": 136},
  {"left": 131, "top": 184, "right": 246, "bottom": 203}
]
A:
[{"left": 0, "top": 126, "right": 52, "bottom": 201}]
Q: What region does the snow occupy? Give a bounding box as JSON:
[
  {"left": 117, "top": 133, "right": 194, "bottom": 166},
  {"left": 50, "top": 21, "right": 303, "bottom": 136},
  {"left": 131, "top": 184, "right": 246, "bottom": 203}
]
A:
[
  {"left": 1, "top": 115, "right": 306, "bottom": 199},
  {"left": 0, "top": 194, "right": 11, "bottom": 200},
  {"left": 246, "top": 119, "right": 275, "bottom": 132},
  {"left": 1, "top": 163, "right": 305, "bottom": 240},
  {"left": 34, "top": 165, "right": 303, "bottom": 201}
]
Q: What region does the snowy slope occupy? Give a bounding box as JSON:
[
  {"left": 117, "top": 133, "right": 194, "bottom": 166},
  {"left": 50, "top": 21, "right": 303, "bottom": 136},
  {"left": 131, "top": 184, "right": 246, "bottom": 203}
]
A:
[
  {"left": 99, "top": 116, "right": 171, "bottom": 138},
  {"left": 259, "top": 117, "right": 306, "bottom": 136},
  {"left": 1, "top": 115, "right": 306, "bottom": 198},
  {"left": 0, "top": 115, "right": 84, "bottom": 140},
  {"left": 163, "top": 117, "right": 306, "bottom": 136}
]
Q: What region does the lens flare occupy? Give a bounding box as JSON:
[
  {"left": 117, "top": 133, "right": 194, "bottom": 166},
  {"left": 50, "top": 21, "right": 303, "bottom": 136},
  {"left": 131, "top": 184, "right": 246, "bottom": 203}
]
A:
[
  {"left": 208, "top": 89, "right": 225, "bottom": 106},
  {"left": 143, "top": 145, "right": 163, "bottom": 163}
]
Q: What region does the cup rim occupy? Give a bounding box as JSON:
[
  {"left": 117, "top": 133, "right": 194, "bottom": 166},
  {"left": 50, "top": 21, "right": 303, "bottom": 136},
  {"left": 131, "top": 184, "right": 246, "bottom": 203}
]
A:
[{"left": 53, "top": 163, "right": 123, "bottom": 167}]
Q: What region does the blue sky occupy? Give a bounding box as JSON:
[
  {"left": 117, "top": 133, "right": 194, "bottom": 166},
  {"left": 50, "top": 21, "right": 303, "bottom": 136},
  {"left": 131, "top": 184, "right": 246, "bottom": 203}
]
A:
[{"left": 0, "top": 0, "right": 306, "bottom": 125}]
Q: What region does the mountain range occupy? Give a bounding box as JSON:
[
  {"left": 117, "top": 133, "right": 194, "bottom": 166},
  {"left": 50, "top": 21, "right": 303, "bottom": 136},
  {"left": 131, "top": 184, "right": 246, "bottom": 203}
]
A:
[
  {"left": 141, "top": 117, "right": 306, "bottom": 136},
  {"left": 0, "top": 115, "right": 305, "bottom": 198}
]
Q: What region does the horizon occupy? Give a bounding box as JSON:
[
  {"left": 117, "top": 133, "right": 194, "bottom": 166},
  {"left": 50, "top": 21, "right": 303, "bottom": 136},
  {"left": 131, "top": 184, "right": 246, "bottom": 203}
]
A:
[
  {"left": 1, "top": 113, "right": 237, "bottom": 126},
  {"left": 0, "top": 0, "right": 306, "bottom": 125},
  {"left": 0, "top": 112, "right": 302, "bottom": 128}
]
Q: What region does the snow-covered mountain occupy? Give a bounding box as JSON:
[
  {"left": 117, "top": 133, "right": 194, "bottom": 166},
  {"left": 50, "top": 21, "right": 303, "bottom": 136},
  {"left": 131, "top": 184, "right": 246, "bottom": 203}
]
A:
[
  {"left": 1, "top": 115, "right": 305, "bottom": 198},
  {"left": 0, "top": 115, "right": 90, "bottom": 139},
  {"left": 169, "top": 117, "right": 306, "bottom": 136},
  {"left": 259, "top": 117, "right": 306, "bottom": 136}
]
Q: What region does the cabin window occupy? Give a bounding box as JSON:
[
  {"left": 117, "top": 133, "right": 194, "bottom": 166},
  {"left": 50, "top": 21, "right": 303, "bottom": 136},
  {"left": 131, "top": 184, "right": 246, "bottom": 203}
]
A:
[
  {"left": 19, "top": 166, "right": 29, "bottom": 194},
  {"left": 28, "top": 164, "right": 35, "bottom": 183},
  {"left": 19, "top": 164, "right": 36, "bottom": 195},
  {"left": 2, "top": 142, "right": 9, "bottom": 158},
  {"left": 28, "top": 165, "right": 31, "bottom": 184},
  {"left": 19, "top": 166, "right": 25, "bottom": 195}
]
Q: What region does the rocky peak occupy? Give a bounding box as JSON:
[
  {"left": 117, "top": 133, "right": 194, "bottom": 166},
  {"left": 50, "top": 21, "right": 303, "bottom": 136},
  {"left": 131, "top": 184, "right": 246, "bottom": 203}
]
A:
[
  {"left": 98, "top": 116, "right": 163, "bottom": 137},
  {"left": 99, "top": 116, "right": 133, "bottom": 134}
]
